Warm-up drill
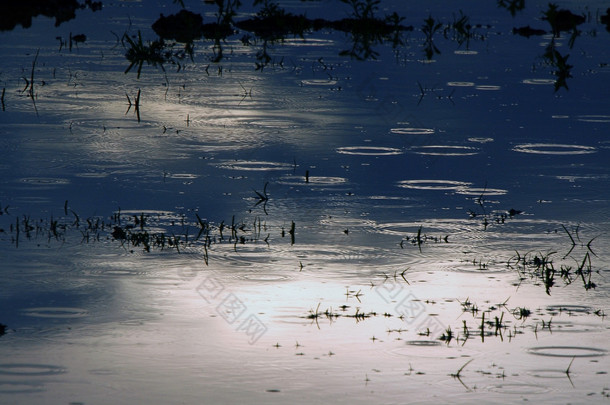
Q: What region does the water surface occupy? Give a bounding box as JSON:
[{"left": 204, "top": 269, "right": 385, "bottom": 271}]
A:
[{"left": 1, "top": 1, "right": 609, "bottom": 403}]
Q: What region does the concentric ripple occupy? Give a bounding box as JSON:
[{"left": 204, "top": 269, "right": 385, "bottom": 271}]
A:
[
  {"left": 456, "top": 187, "right": 508, "bottom": 196},
  {"left": 475, "top": 85, "right": 501, "bottom": 91},
  {"left": 22, "top": 307, "right": 89, "bottom": 319},
  {"left": 576, "top": 115, "right": 610, "bottom": 123},
  {"left": 397, "top": 179, "right": 471, "bottom": 191},
  {"left": 512, "top": 143, "right": 596, "bottom": 155},
  {"left": 336, "top": 146, "right": 404, "bottom": 156},
  {"left": 0, "top": 363, "right": 67, "bottom": 376},
  {"left": 215, "top": 160, "right": 294, "bottom": 171},
  {"left": 19, "top": 177, "right": 71, "bottom": 186},
  {"left": 409, "top": 145, "right": 479, "bottom": 156},
  {"left": 0, "top": 381, "right": 44, "bottom": 394},
  {"left": 522, "top": 78, "right": 555, "bottom": 85},
  {"left": 487, "top": 383, "right": 550, "bottom": 395},
  {"left": 390, "top": 127, "right": 435, "bottom": 135},
  {"left": 277, "top": 175, "right": 348, "bottom": 186},
  {"left": 527, "top": 346, "right": 607, "bottom": 358},
  {"left": 447, "top": 81, "right": 475, "bottom": 87}
]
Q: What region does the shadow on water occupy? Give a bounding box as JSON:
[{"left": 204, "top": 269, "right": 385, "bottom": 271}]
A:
[
  {"left": 145, "top": 0, "right": 413, "bottom": 69},
  {"left": 4, "top": 0, "right": 604, "bottom": 92},
  {"left": 120, "top": 0, "right": 603, "bottom": 91},
  {"left": 0, "top": 0, "right": 102, "bottom": 31}
]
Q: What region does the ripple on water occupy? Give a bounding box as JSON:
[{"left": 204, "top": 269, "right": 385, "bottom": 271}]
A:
[
  {"left": 456, "top": 187, "right": 508, "bottom": 196},
  {"left": 390, "top": 127, "right": 435, "bottom": 135},
  {"left": 282, "top": 38, "right": 335, "bottom": 47},
  {"left": 373, "top": 219, "right": 476, "bottom": 239},
  {"left": 74, "top": 171, "right": 109, "bottom": 178},
  {"left": 0, "top": 363, "right": 67, "bottom": 376},
  {"left": 522, "top": 78, "right": 555, "bottom": 85},
  {"left": 214, "top": 160, "right": 294, "bottom": 171},
  {"left": 487, "top": 382, "right": 550, "bottom": 395},
  {"left": 248, "top": 119, "right": 300, "bottom": 129},
  {"left": 528, "top": 369, "right": 574, "bottom": 379},
  {"left": 546, "top": 304, "right": 592, "bottom": 314},
  {"left": 576, "top": 115, "right": 610, "bottom": 123},
  {"left": 538, "top": 321, "right": 602, "bottom": 334},
  {"left": 527, "top": 346, "right": 608, "bottom": 358},
  {"left": 277, "top": 175, "right": 348, "bottom": 187},
  {"left": 18, "top": 177, "right": 71, "bottom": 187},
  {"left": 405, "top": 340, "right": 443, "bottom": 347},
  {"left": 336, "top": 146, "right": 404, "bottom": 156},
  {"left": 447, "top": 81, "right": 475, "bottom": 87},
  {"left": 512, "top": 143, "right": 597, "bottom": 155},
  {"left": 397, "top": 179, "right": 471, "bottom": 191},
  {"left": 164, "top": 173, "right": 198, "bottom": 180},
  {"left": 300, "top": 79, "right": 338, "bottom": 86},
  {"left": 22, "top": 307, "right": 89, "bottom": 319},
  {"left": 390, "top": 341, "right": 478, "bottom": 360},
  {"left": 408, "top": 145, "right": 479, "bottom": 156},
  {"left": 236, "top": 273, "right": 290, "bottom": 282},
  {"left": 83, "top": 267, "right": 149, "bottom": 278},
  {"left": 0, "top": 381, "right": 45, "bottom": 394},
  {"left": 468, "top": 137, "right": 494, "bottom": 143}
]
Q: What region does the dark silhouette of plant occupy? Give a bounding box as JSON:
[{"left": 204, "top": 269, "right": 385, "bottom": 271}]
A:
[
  {"left": 542, "top": 41, "right": 573, "bottom": 91},
  {"left": 123, "top": 31, "right": 173, "bottom": 78},
  {"left": 422, "top": 15, "right": 442, "bottom": 59},
  {"left": 497, "top": 0, "right": 525, "bottom": 16},
  {"left": 542, "top": 3, "right": 585, "bottom": 38},
  {"left": 340, "top": 0, "right": 380, "bottom": 20}
]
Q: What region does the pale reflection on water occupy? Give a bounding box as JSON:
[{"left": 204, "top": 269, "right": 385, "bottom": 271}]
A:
[{"left": 1, "top": 0, "right": 610, "bottom": 403}]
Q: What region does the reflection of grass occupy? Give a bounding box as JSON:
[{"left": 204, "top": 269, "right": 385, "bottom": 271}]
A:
[
  {"left": 542, "top": 3, "right": 585, "bottom": 38},
  {"left": 422, "top": 15, "right": 443, "bottom": 60},
  {"left": 450, "top": 359, "right": 473, "bottom": 390},
  {"left": 509, "top": 227, "right": 599, "bottom": 294},
  {"left": 400, "top": 225, "right": 449, "bottom": 251},
  {"left": 497, "top": 0, "right": 525, "bottom": 16},
  {"left": 0, "top": 202, "right": 291, "bottom": 265},
  {"left": 542, "top": 40, "right": 573, "bottom": 91},
  {"left": 124, "top": 31, "right": 169, "bottom": 78}
]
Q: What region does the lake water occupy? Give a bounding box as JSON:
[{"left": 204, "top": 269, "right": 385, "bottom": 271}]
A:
[{"left": 1, "top": 0, "right": 609, "bottom": 403}]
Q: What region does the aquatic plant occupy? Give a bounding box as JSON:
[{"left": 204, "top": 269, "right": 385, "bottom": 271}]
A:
[
  {"left": 125, "top": 88, "right": 141, "bottom": 122},
  {"left": 602, "top": 8, "right": 610, "bottom": 32},
  {"left": 399, "top": 225, "right": 449, "bottom": 251},
  {"left": 123, "top": 31, "right": 170, "bottom": 78},
  {"left": 542, "top": 41, "right": 573, "bottom": 91},
  {"left": 19, "top": 49, "right": 40, "bottom": 115},
  {"left": 445, "top": 10, "right": 486, "bottom": 49},
  {"left": 152, "top": 10, "right": 204, "bottom": 44},
  {"left": 340, "top": 0, "right": 380, "bottom": 21},
  {"left": 0, "top": 0, "right": 102, "bottom": 31},
  {"left": 509, "top": 228, "right": 599, "bottom": 294},
  {"left": 253, "top": 182, "right": 269, "bottom": 214},
  {"left": 542, "top": 3, "right": 586, "bottom": 37},
  {"left": 421, "top": 15, "right": 443, "bottom": 60},
  {"left": 512, "top": 25, "right": 547, "bottom": 37},
  {"left": 450, "top": 358, "right": 473, "bottom": 387},
  {"left": 497, "top": 0, "right": 525, "bottom": 16},
  {"left": 0, "top": 199, "right": 296, "bottom": 265}
]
